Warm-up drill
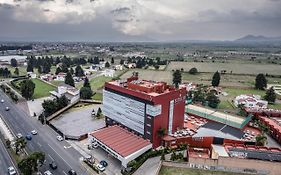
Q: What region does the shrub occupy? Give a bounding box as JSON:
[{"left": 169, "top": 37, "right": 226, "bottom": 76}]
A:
[{"left": 189, "top": 67, "right": 198, "bottom": 75}]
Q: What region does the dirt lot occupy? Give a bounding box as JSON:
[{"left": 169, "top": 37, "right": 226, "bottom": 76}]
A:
[
  {"left": 167, "top": 61, "right": 281, "bottom": 75},
  {"left": 121, "top": 69, "right": 172, "bottom": 83}
]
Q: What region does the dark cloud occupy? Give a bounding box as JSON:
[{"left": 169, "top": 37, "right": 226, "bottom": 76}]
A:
[{"left": 110, "top": 7, "right": 130, "bottom": 14}]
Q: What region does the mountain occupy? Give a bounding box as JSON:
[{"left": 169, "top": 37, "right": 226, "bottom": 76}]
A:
[{"left": 235, "top": 35, "right": 281, "bottom": 42}]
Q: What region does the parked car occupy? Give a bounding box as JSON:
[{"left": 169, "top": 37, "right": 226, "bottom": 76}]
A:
[
  {"left": 31, "top": 130, "right": 38, "bottom": 135},
  {"left": 68, "top": 170, "right": 77, "bottom": 175},
  {"left": 1, "top": 99, "right": 4, "bottom": 103},
  {"left": 17, "top": 133, "right": 23, "bottom": 139},
  {"left": 49, "top": 161, "right": 57, "bottom": 169},
  {"left": 56, "top": 135, "right": 63, "bottom": 141},
  {"left": 25, "top": 134, "right": 32, "bottom": 140},
  {"left": 8, "top": 166, "right": 16, "bottom": 175},
  {"left": 43, "top": 171, "right": 53, "bottom": 175},
  {"left": 92, "top": 142, "right": 99, "bottom": 148},
  {"left": 5, "top": 107, "right": 10, "bottom": 111},
  {"left": 96, "top": 164, "right": 105, "bottom": 172},
  {"left": 100, "top": 160, "right": 108, "bottom": 167}
]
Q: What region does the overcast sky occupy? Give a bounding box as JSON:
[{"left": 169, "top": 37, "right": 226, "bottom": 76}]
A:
[{"left": 0, "top": 0, "right": 281, "bottom": 42}]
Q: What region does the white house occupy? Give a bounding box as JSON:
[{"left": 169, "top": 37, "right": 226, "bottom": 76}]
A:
[
  {"left": 27, "top": 72, "right": 37, "bottom": 79},
  {"left": 54, "top": 72, "right": 66, "bottom": 81},
  {"left": 114, "top": 64, "right": 123, "bottom": 71},
  {"left": 234, "top": 94, "right": 268, "bottom": 109},
  {"left": 102, "top": 69, "right": 115, "bottom": 77},
  {"left": 50, "top": 83, "right": 80, "bottom": 104}
]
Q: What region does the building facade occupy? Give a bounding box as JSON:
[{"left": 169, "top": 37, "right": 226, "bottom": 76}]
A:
[{"left": 103, "top": 76, "right": 187, "bottom": 148}]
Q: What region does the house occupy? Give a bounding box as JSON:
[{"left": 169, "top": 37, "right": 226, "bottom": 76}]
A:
[
  {"left": 234, "top": 94, "right": 268, "bottom": 109},
  {"left": 102, "top": 69, "right": 115, "bottom": 77},
  {"left": 40, "top": 74, "right": 53, "bottom": 81},
  {"left": 127, "top": 63, "right": 136, "bottom": 69},
  {"left": 114, "top": 64, "right": 123, "bottom": 71},
  {"left": 27, "top": 72, "right": 37, "bottom": 79},
  {"left": 54, "top": 72, "right": 66, "bottom": 81},
  {"left": 50, "top": 83, "right": 80, "bottom": 104}
]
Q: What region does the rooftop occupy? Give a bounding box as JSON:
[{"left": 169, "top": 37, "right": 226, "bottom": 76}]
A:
[{"left": 91, "top": 125, "right": 152, "bottom": 157}]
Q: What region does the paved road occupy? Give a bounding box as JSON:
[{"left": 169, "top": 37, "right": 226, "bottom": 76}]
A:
[
  {"left": 0, "top": 138, "right": 17, "bottom": 175},
  {"left": 0, "top": 91, "right": 90, "bottom": 175}
]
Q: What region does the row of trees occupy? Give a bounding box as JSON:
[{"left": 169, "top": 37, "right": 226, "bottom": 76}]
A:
[{"left": 42, "top": 95, "right": 69, "bottom": 116}]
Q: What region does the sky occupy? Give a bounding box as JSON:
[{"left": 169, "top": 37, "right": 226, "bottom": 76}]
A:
[{"left": 0, "top": 0, "right": 281, "bottom": 42}]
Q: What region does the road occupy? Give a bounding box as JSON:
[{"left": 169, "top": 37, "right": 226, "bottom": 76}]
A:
[
  {"left": 0, "top": 91, "right": 90, "bottom": 175},
  {"left": 0, "top": 137, "right": 17, "bottom": 175}
]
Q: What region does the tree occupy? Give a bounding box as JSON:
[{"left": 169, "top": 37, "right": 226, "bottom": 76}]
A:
[
  {"left": 264, "top": 87, "right": 276, "bottom": 104},
  {"left": 120, "top": 59, "right": 124, "bottom": 65},
  {"left": 14, "top": 137, "right": 26, "bottom": 154},
  {"left": 56, "top": 95, "right": 69, "bottom": 109},
  {"left": 189, "top": 67, "right": 198, "bottom": 75},
  {"left": 70, "top": 67, "right": 74, "bottom": 75},
  {"left": 172, "top": 69, "right": 182, "bottom": 88},
  {"left": 14, "top": 67, "right": 19, "bottom": 76},
  {"left": 83, "top": 77, "right": 91, "bottom": 88},
  {"left": 75, "top": 65, "right": 84, "bottom": 77},
  {"left": 37, "top": 66, "right": 42, "bottom": 74},
  {"left": 18, "top": 151, "right": 45, "bottom": 175},
  {"left": 255, "top": 73, "right": 267, "bottom": 90},
  {"left": 255, "top": 134, "right": 267, "bottom": 146},
  {"left": 105, "top": 61, "right": 110, "bottom": 68},
  {"left": 157, "top": 127, "right": 166, "bottom": 138},
  {"left": 11, "top": 58, "right": 18, "bottom": 67},
  {"left": 26, "top": 61, "right": 34, "bottom": 72},
  {"left": 93, "top": 57, "right": 100, "bottom": 64},
  {"left": 206, "top": 92, "right": 220, "bottom": 108},
  {"left": 20, "top": 79, "right": 35, "bottom": 100},
  {"left": 65, "top": 72, "right": 75, "bottom": 87},
  {"left": 80, "top": 87, "right": 93, "bottom": 99},
  {"left": 55, "top": 67, "right": 62, "bottom": 75},
  {"left": 211, "top": 71, "right": 220, "bottom": 87},
  {"left": 111, "top": 57, "right": 114, "bottom": 64},
  {"left": 61, "top": 63, "right": 69, "bottom": 73},
  {"left": 96, "top": 107, "right": 102, "bottom": 118}
]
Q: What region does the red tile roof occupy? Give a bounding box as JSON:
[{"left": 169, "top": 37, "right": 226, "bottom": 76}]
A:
[{"left": 91, "top": 125, "right": 151, "bottom": 157}]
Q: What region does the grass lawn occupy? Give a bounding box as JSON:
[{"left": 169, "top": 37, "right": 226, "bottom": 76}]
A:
[
  {"left": 50, "top": 80, "right": 64, "bottom": 86},
  {"left": 223, "top": 87, "right": 266, "bottom": 98},
  {"left": 92, "top": 92, "right": 103, "bottom": 101},
  {"left": 159, "top": 166, "right": 249, "bottom": 175},
  {"left": 32, "top": 78, "right": 56, "bottom": 99},
  {"left": 218, "top": 100, "right": 235, "bottom": 110}
]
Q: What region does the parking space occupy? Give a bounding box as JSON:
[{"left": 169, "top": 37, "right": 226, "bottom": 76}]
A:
[{"left": 69, "top": 140, "right": 122, "bottom": 175}]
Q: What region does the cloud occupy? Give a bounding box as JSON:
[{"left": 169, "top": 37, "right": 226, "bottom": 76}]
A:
[{"left": 0, "top": 0, "right": 280, "bottom": 41}]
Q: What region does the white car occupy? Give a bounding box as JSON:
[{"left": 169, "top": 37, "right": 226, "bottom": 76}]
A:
[
  {"left": 96, "top": 164, "right": 105, "bottom": 172},
  {"left": 43, "top": 170, "right": 53, "bottom": 175},
  {"left": 8, "top": 166, "right": 16, "bottom": 175},
  {"left": 16, "top": 133, "right": 23, "bottom": 139},
  {"left": 1, "top": 99, "right": 4, "bottom": 103},
  {"left": 56, "top": 135, "right": 63, "bottom": 141},
  {"left": 92, "top": 142, "right": 99, "bottom": 149},
  {"left": 31, "top": 130, "right": 38, "bottom": 135},
  {"left": 5, "top": 107, "right": 10, "bottom": 111}
]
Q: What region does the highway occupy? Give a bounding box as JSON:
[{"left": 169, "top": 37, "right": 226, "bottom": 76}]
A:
[
  {"left": 0, "top": 91, "right": 90, "bottom": 175},
  {"left": 0, "top": 137, "right": 16, "bottom": 175}
]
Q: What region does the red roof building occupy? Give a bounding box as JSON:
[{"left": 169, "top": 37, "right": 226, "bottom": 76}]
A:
[
  {"left": 103, "top": 76, "right": 187, "bottom": 148},
  {"left": 90, "top": 125, "right": 152, "bottom": 167}
]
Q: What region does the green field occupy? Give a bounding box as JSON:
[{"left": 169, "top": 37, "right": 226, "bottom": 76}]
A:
[
  {"left": 32, "top": 79, "right": 56, "bottom": 99},
  {"left": 159, "top": 166, "right": 249, "bottom": 175},
  {"left": 88, "top": 76, "right": 112, "bottom": 90},
  {"left": 92, "top": 92, "right": 103, "bottom": 101}
]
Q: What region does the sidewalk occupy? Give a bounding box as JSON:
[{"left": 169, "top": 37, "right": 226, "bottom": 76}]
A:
[
  {"left": 0, "top": 115, "right": 14, "bottom": 141},
  {"left": 133, "top": 156, "right": 162, "bottom": 175}
]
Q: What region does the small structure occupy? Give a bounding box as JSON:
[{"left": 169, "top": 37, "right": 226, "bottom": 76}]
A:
[
  {"left": 50, "top": 83, "right": 80, "bottom": 103},
  {"left": 127, "top": 63, "right": 136, "bottom": 69},
  {"left": 54, "top": 72, "right": 67, "bottom": 81},
  {"left": 89, "top": 125, "right": 152, "bottom": 168},
  {"left": 114, "top": 64, "right": 123, "bottom": 71},
  {"left": 102, "top": 69, "right": 115, "bottom": 77},
  {"left": 234, "top": 94, "right": 268, "bottom": 109},
  {"left": 40, "top": 74, "right": 53, "bottom": 81},
  {"left": 27, "top": 72, "right": 37, "bottom": 79}
]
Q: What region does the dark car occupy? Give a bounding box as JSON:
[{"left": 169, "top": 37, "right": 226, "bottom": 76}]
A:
[
  {"left": 49, "top": 161, "right": 57, "bottom": 169},
  {"left": 68, "top": 170, "right": 77, "bottom": 175},
  {"left": 26, "top": 134, "right": 32, "bottom": 140},
  {"left": 100, "top": 160, "right": 108, "bottom": 167}
]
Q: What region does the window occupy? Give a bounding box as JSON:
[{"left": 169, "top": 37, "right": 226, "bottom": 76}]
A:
[
  {"left": 146, "top": 131, "right": 151, "bottom": 135},
  {"left": 146, "top": 123, "right": 151, "bottom": 127}
]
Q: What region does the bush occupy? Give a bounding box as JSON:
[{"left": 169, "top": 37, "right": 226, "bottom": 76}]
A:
[{"left": 189, "top": 67, "right": 198, "bottom": 75}]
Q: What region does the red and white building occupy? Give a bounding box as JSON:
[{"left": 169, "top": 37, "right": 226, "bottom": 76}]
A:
[{"left": 102, "top": 76, "right": 187, "bottom": 148}]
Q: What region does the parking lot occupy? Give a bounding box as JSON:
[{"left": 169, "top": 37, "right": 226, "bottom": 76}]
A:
[
  {"left": 51, "top": 104, "right": 105, "bottom": 137},
  {"left": 69, "top": 140, "right": 122, "bottom": 175}
]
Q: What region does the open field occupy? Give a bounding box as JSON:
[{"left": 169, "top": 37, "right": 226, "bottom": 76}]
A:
[
  {"left": 182, "top": 72, "right": 281, "bottom": 87},
  {"left": 121, "top": 69, "right": 172, "bottom": 83},
  {"left": 32, "top": 79, "right": 56, "bottom": 98},
  {"left": 167, "top": 61, "right": 281, "bottom": 75},
  {"left": 159, "top": 166, "right": 249, "bottom": 175},
  {"left": 92, "top": 92, "right": 103, "bottom": 101}
]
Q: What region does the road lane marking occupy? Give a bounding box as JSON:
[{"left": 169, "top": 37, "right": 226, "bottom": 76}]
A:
[
  {"left": 48, "top": 154, "right": 54, "bottom": 161},
  {"left": 62, "top": 171, "right": 67, "bottom": 175},
  {"left": 37, "top": 142, "right": 42, "bottom": 147},
  {"left": 47, "top": 143, "right": 72, "bottom": 168}
]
